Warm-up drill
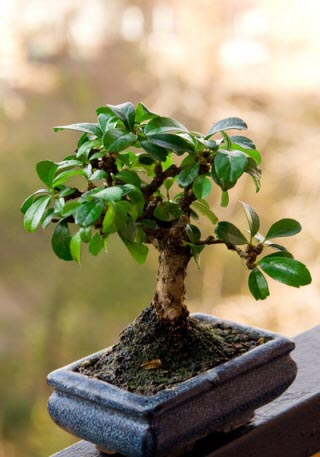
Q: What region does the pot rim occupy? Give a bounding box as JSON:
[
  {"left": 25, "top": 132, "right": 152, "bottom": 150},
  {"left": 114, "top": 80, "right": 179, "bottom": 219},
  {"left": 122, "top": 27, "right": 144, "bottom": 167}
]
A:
[{"left": 47, "top": 314, "right": 295, "bottom": 417}]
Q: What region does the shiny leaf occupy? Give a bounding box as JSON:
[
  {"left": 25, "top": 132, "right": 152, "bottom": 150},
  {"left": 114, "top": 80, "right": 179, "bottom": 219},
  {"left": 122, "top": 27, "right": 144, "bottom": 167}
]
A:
[
  {"left": 192, "top": 199, "right": 218, "bottom": 225},
  {"left": 265, "top": 219, "right": 302, "bottom": 240},
  {"left": 70, "top": 231, "right": 82, "bottom": 263},
  {"left": 147, "top": 133, "right": 195, "bottom": 154},
  {"left": 107, "top": 102, "right": 136, "bottom": 131},
  {"left": 215, "top": 221, "right": 248, "bottom": 245},
  {"left": 36, "top": 161, "right": 58, "bottom": 187},
  {"left": 192, "top": 175, "right": 212, "bottom": 199},
  {"left": 51, "top": 221, "right": 73, "bottom": 261},
  {"left": 24, "top": 195, "right": 51, "bottom": 232},
  {"left": 240, "top": 201, "right": 260, "bottom": 238},
  {"left": 259, "top": 257, "right": 312, "bottom": 287},
  {"left": 144, "top": 116, "right": 188, "bottom": 135},
  {"left": 248, "top": 269, "right": 270, "bottom": 300},
  {"left": 54, "top": 123, "right": 102, "bottom": 137},
  {"left": 75, "top": 200, "right": 104, "bottom": 227},
  {"left": 178, "top": 163, "right": 200, "bottom": 187},
  {"left": 206, "top": 117, "right": 248, "bottom": 138},
  {"left": 214, "top": 150, "right": 248, "bottom": 191}
]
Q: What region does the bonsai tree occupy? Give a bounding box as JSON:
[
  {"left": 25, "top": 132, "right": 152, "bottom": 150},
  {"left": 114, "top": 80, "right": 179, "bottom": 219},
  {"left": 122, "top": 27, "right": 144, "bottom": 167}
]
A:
[{"left": 22, "top": 102, "right": 311, "bottom": 328}]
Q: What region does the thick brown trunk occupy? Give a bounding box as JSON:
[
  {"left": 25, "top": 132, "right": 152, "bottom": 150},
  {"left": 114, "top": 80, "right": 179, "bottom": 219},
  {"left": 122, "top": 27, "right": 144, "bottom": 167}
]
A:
[{"left": 152, "top": 244, "right": 191, "bottom": 324}]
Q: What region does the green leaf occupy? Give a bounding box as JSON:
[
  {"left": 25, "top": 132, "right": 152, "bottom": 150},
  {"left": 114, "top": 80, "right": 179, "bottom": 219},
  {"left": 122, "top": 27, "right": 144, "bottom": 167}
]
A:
[
  {"left": 121, "top": 240, "right": 149, "bottom": 264},
  {"left": 78, "top": 132, "right": 89, "bottom": 147},
  {"left": 191, "top": 244, "right": 205, "bottom": 268},
  {"left": 221, "top": 131, "right": 232, "bottom": 150},
  {"left": 21, "top": 190, "right": 49, "bottom": 214},
  {"left": 89, "top": 232, "right": 105, "bottom": 256},
  {"left": 122, "top": 184, "right": 145, "bottom": 216},
  {"left": 51, "top": 221, "right": 73, "bottom": 261},
  {"left": 77, "top": 139, "right": 101, "bottom": 161},
  {"left": 75, "top": 200, "right": 105, "bottom": 227},
  {"left": 193, "top": 175, "right": 212, "bottom": 199},
  {"left": 180, "top": 154, "right": 195, "bottom": 168},
  {"left": 262, "top": 252, "right": 293, "bottom": 260},
  {"left": 36, "top": 161, "right": 58, "bottom": 187},
  {"left": 178, "top": 163, "right": 200, "bottom": 187},
  {"left": 246, "top": 158, "right": 261, "bottom": 192},
  {"left": 54, "top": 123, "right": 102, "bottom": 137},
  {"left": 221, "top": 191, "right": 229, "bottom": 208},
  {"left": 140, "top": 140, "right": 168, "bottom": 161},
  {"left": 24, "top": 195, "right": 51, "bottom": 232},
  {"left": 186, "top": 224, "right": 201, "bottom": 243},
  {"left": 231, "top": 143, "right": 262, "bottom": 165},
  {"left": 259, "top": 257, "right": 312, "bottom": 287},
  {"left": 103, "top": 129, "right": 137, "bottom": 152},
  {"left": 116, "top": 151, "right": 137, "bottom": 168},
  {"left": 203, "top": 139, "right": 218, "bottom": 151},
  {"left": 144, "top": 116, "right": 188, "bottom": 135},
  {"left": 154, "top": 202, "right": 182, "bottom": 222},
  {"left": 230, "top": 135, "right": 256, "bottom": 150},
  {"left": 147, "top": 133, "right": 195, "bottom": 154},
  {"left": 92, "top": 186, "right": 124, "bottom": 202},
  {"left": 138, "top": 155, "right": 155, "bottom": 165},
  {"left": 102, "top": 203, "right": 117, "bottom": 233},
  {"left": 135, "top": 102, "right": 158, "bottom": 123},
  {"left": 52, "top": 169, "right": 86, "bottom": 188},
  {"left": 54, "top": 197, "right": 65, "bottom": 215},
  {"left": 57, "top": 159, "right": 83, "bottom": 170},
  {"left": 118, "top": 217, "right": 137, "bottom": 243},
  {"left": 214, "top": 150, "right": 248, "bottom": 191},
  {"left": 41, "top": 208, "right": 55, "bottom": 228},
  {"left": 248, "top": 269, "right": 270, "bottom": 300},
  {"left": 215, "top": 221, "right": 248, "bottom": 245},
  {"left": 80, "top": 227, "right": 91, "bottom": 243},
  {"left": 265, "top": 219, "right": 302, "bottom": 240},
  {"left": 61, "top": 201, "right": 81, "bottom": 217},
  {"left": 107, "top": 102, "right": 136, "bottom": 131},
  {"left": 240, "top": 201, "right": 260, "bottom": 238},
  {"left": 89, "top": 170, "right": 108, "bottom": 181},
  {"left": 70, "top": 231, "right": 82, "bottom": 263},
  {"left": 58, "top": 187, "right": 78, "bottom": 198},
  {"left": 206, "top": 117, "right": 248, "bottom": 138},
  {"left": 192, "top": 199, "right": 218, "bottom": 225},
  {"left": 163, "top": 177, "right": 175, "bottom": 193},
  {"left": 116, "top": 170, "right": 141, "bottom": 187}
]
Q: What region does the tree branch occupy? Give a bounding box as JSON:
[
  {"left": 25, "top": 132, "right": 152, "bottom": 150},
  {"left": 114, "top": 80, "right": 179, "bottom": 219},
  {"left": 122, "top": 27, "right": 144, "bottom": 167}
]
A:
[{"left": 142, "top": 164, "right": 180, "bottom": 199}]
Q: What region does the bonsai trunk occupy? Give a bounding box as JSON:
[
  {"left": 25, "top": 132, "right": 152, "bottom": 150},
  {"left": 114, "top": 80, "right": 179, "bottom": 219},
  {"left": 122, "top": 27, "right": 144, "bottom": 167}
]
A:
[{"left": 152, "top": 244, "right": 191, "bottom": 325}]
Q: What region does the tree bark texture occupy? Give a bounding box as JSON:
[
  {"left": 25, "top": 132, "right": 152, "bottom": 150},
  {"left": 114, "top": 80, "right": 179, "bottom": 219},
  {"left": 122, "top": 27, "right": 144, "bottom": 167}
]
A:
[{"left": 152, "top": 244, "right": 191, "bottom": 324}]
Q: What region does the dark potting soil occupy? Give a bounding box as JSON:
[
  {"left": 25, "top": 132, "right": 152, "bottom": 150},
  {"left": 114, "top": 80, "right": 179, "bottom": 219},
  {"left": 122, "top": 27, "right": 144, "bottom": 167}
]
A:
[{"left": 78, "top": 306, "right": 267, "bottom": 396}]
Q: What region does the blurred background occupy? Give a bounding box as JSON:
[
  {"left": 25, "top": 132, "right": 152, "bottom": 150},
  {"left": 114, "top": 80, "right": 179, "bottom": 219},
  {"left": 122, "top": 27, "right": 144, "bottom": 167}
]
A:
[{"left": 0, "top": 0, "right": 319, "bottom": 455}]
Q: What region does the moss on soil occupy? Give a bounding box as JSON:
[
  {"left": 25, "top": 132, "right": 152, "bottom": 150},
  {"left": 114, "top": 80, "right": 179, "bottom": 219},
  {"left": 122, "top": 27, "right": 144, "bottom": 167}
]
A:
[{"left": 78, "top": 306, "right": 266, "bottom": 396}]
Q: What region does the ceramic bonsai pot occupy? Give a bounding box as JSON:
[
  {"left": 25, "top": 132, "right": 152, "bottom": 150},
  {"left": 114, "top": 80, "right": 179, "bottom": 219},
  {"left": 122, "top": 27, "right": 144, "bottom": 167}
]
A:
[{"left": 47, "top": 314, "right": 297, "bottom": 457}]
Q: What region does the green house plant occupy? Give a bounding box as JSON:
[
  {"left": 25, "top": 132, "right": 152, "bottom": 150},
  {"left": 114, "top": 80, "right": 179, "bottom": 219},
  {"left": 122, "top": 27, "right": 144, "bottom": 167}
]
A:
[{"left": 22, "top": 102, "right": 311, "bottom": 456}]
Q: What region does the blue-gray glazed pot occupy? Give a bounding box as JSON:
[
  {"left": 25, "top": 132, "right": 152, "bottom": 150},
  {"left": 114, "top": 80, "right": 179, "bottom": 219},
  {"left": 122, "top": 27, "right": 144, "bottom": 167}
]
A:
[{"left": 47, "top": 314, "right": 297, "bottom": 457}]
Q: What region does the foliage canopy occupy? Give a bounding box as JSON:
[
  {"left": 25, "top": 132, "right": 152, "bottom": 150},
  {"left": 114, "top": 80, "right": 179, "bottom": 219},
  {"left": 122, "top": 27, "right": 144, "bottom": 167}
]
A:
[{"left": 22, "top": 102, "right": 311, "bottom": 300}]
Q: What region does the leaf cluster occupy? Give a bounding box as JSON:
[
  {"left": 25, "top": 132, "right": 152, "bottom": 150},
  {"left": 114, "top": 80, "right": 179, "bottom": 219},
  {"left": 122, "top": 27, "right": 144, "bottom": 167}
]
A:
[{"left": 21, "top": 102, "right": 311, "bottom": 299}]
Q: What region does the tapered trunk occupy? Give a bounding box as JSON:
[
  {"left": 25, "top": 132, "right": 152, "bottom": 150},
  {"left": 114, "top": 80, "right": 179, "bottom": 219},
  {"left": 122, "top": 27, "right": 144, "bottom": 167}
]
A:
[{"left": 152, "top": 244, "right": 191, "bottom": 325}]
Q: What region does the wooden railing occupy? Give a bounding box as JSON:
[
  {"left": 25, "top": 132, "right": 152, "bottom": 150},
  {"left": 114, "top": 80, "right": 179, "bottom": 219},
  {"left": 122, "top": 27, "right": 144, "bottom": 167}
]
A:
[{"left": 52, "top": 325, "right": 320, "bottom": 457}]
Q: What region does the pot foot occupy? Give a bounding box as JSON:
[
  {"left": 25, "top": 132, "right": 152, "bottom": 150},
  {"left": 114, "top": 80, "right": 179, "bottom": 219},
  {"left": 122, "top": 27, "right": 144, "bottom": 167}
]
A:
[{"left": 216, "top": 410, "right": 255, "bottom": 433}]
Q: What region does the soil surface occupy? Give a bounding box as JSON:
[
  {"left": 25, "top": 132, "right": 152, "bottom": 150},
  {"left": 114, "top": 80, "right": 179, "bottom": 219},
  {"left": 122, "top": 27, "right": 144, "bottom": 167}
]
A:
[{"left": 78, "top": 306, "right": 268, "bottom": 395}]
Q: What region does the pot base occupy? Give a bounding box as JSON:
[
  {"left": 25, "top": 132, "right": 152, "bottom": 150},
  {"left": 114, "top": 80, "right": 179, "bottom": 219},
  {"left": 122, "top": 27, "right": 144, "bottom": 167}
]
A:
[
  {"left": 96, "top": 411, "right": 255, "bottom": 457},
  {"left": 48, "top": 314, "right": 297, "bottom": 457}
]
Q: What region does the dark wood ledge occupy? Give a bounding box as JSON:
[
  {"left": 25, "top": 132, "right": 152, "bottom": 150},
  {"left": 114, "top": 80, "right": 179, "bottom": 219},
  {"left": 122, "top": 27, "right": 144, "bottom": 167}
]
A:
[{"left": 52, "top": 325, "right": 320, "bottom": 457}]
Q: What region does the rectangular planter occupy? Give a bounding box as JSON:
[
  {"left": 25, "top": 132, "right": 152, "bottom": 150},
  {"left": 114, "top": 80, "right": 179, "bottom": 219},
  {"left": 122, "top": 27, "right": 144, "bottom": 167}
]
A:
[{"left": 47, "top": 314, "right": 297, "bottom": 457}]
